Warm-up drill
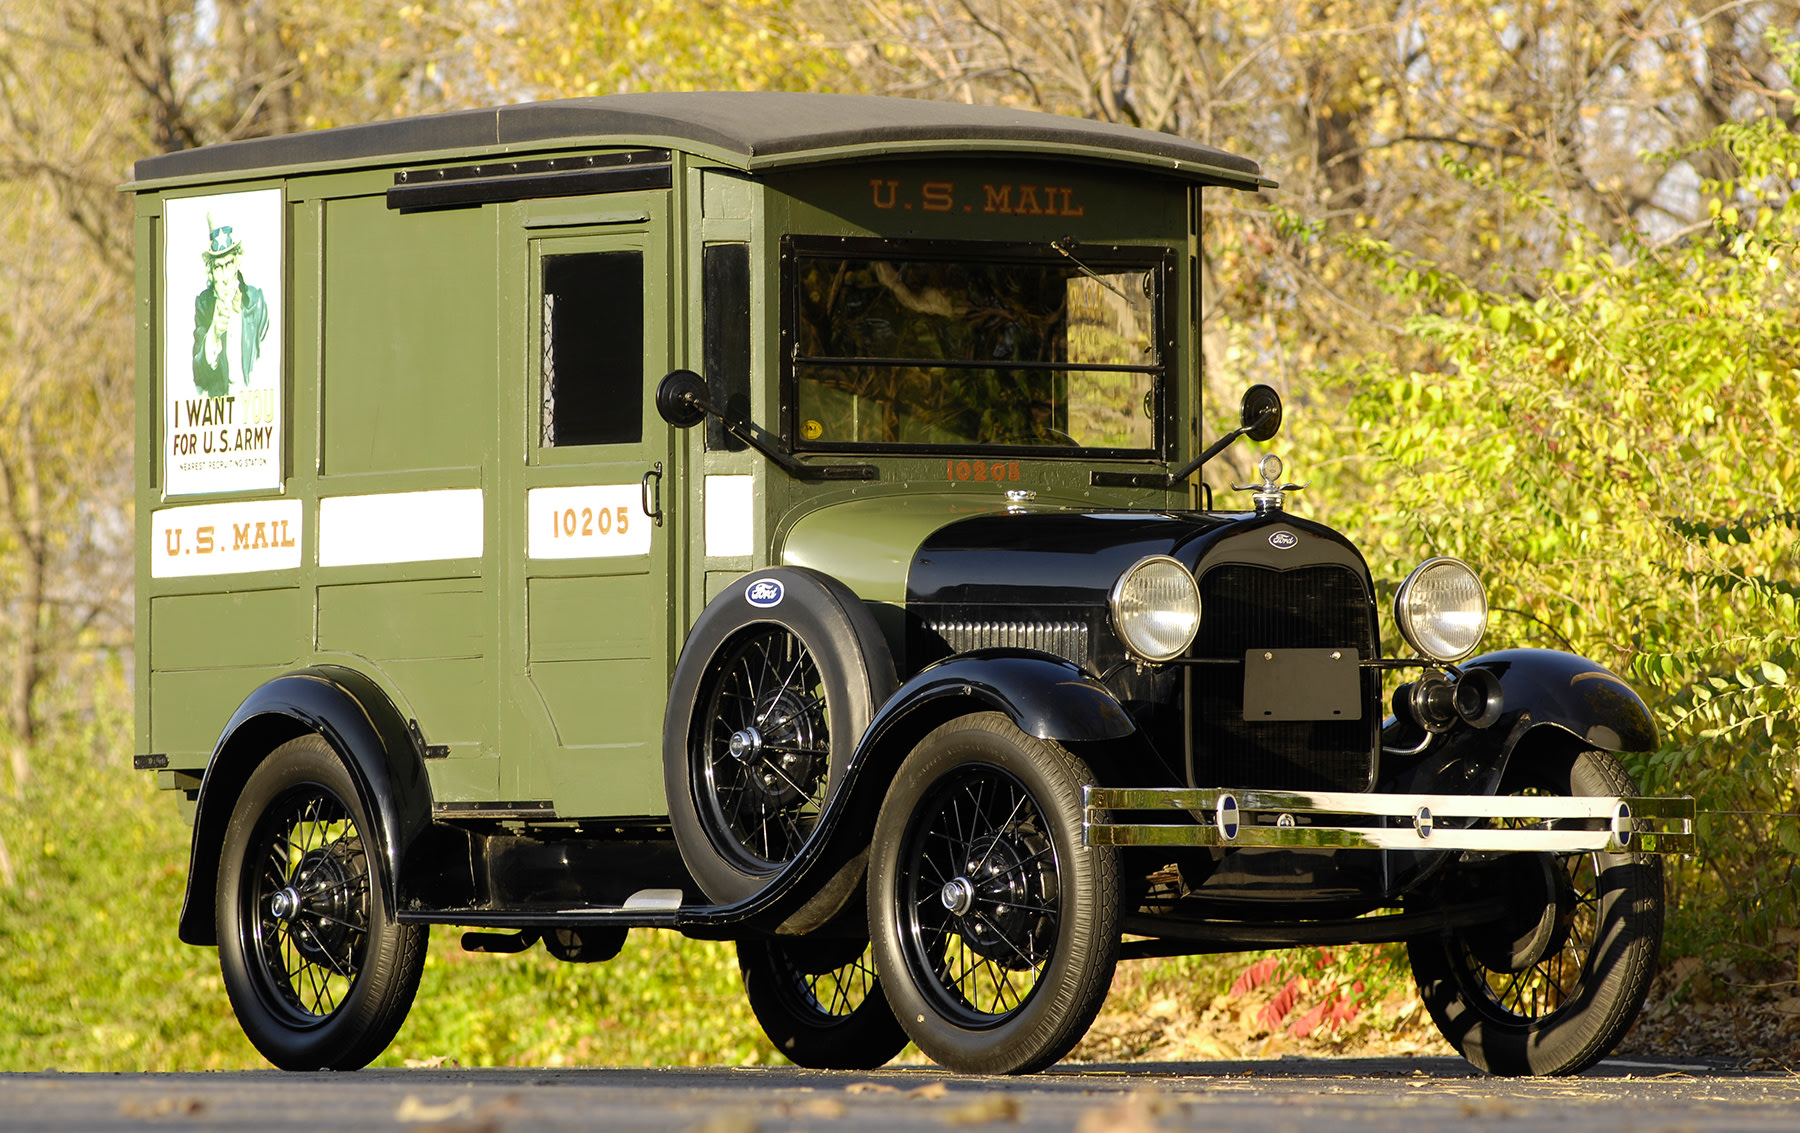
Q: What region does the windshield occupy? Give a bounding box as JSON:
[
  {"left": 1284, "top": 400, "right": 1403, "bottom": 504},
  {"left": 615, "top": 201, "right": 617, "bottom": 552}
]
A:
[{"left": 787, "top": 241, "right": 1168, "bottom": 455}]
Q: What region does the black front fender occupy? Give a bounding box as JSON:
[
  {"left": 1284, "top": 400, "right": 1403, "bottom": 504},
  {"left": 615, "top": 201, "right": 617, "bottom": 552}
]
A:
[
  {"left": 1467, "top": 647, "right": 1657, "bottom": 753},
  {"left": 861, "top": 651, "right": 1137, "bottom": 753},
  {"left": 177, "top": 666, "right": 434, "bottom": 946},
  {"left": 1394, "top": 648, "right": 1657, "bottom": 799}
]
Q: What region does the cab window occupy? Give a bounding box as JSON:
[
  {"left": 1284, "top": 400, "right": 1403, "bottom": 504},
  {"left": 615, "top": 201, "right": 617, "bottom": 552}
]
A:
[{"left": 785, "top": 238, "right": 1168, "bottom": 455}]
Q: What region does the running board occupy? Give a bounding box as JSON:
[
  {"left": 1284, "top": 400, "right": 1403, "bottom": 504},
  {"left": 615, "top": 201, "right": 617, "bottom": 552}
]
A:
[
  {"left": 399, "top": 887, "right": 689, "bottom": 929},
  {"left": 1085, "top": 787, "right": 1695, "bottom": 854}
]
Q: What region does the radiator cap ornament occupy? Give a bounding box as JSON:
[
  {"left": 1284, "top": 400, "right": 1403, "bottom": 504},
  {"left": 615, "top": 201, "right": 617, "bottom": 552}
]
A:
[{"left": 1233, "top": 453, "right": 1307, "bottom": 515}]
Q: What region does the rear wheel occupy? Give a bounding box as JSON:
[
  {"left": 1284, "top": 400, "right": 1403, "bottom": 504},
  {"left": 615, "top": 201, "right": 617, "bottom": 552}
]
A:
[
  {"left": 216, "top": 735, "right": 426, "bottom": 1070},
  {"left": 1408, "top": 746, "right": 1663, "bottom": 1075},
  {"left": 737, "top": 936, "right": 909, "bottom": 1069},
  {"left": 869, "top": 713, "right": 1118, "bottom": 1074}
]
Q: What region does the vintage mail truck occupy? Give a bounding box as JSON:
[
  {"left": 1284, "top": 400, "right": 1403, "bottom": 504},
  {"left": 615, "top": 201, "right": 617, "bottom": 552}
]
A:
[{"left": 129, "top": 93, "right": 1692, "bottom": 1075}]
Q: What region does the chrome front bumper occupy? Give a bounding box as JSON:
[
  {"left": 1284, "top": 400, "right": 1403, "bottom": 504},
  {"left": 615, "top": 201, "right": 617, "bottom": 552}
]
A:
[{"left": 1083, "top": 787, "right": 1695, "bottom": 854}]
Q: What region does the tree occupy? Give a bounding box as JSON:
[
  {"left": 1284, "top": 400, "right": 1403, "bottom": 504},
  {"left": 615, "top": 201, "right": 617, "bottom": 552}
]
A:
[
  {"left": 0, "top": 0, "right": 491, "bottom": 754},
  {"left": 492, "top": 0, "right": 853, "bottom": 99},
  {"left": 1284, "top": 114, "right": 1800, "bottom": 951}
]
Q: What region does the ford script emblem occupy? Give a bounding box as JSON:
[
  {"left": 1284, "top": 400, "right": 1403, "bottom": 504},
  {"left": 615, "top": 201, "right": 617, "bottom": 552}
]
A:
[
  {"left": 745, "top": 578, "right": 784, "bottom": 608},
  {"left": 1269, "top": 530, "right": 1299, "bottom": 550}
]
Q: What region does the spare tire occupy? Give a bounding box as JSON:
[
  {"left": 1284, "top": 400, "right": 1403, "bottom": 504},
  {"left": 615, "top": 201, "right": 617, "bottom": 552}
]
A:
[{"left": 663, "top": 567, "right": 896, "bottom": 904}]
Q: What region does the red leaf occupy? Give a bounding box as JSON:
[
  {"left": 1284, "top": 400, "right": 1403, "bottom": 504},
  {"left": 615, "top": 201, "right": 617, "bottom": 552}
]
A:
[
  {"left": 1229, "top": 956, "right": 1282, "bottom": 999},
  {"left": 1257, "top": 978, "right": 1304, "bottom": 1030}
]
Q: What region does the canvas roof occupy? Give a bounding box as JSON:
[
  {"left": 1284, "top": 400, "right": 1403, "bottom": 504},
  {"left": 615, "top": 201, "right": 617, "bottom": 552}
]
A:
[{"left": 130, "top": 92, "right": 1271, "bottom": 190}]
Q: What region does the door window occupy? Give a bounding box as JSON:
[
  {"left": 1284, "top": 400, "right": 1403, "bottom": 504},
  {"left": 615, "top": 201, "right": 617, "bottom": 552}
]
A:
[{"left": 540, "top": 251, "right": 644, "bottom": 448}]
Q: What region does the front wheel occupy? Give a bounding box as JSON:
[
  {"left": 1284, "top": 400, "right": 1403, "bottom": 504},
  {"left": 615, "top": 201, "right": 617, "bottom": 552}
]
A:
[
  {"left": 1408, "top": 746, "right": 1664, "bottom": 1075},
  {"left": 737, "top": 936, "right": 909, "bottom": 1069},
  {"left": 869, "top": 713, "right": 1119, "bottom": 1074},
  {"left": 216, "top": 735, "right": 427, "bottom": 1070}
]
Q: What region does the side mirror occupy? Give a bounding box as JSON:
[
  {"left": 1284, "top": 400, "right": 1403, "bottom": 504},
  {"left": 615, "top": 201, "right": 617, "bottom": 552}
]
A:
[
  {"left": 655, "top": 369, "right": 709, "bottom": 429},
  {"left": 652, "top": 368, "right": 877, "bottom": 483},
  {"left": 1240, "top": 384, "right": 1283, "bottom": 442}
]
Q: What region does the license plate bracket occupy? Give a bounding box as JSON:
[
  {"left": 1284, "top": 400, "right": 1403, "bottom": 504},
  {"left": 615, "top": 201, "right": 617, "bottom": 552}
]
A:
[{"left": 1241, "top": 648, "right": 1362, "bottom": 722}]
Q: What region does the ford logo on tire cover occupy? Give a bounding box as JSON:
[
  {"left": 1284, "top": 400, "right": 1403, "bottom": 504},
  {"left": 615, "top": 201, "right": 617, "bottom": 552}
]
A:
[
  {"left": 744, "top": 578, "right": 784, "bottom": 608},
  {"left": 1269, "top": 530, "right": 1298, "bottom": 550}
]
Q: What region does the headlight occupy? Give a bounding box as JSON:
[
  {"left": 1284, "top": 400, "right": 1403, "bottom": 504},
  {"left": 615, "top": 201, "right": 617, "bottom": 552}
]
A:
[
  {"left": 1110, "top": 556, "right": 1201, "bottom": 663},
  {"left": 1394, "top": 557, "right": 1488, "bottom": 662}
]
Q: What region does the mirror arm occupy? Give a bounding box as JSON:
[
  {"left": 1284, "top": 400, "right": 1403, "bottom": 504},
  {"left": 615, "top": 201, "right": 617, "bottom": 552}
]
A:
[
  {"left": 669, "top": 382, "right": 877, "bottom": 483},
  {"left": 1162, "top": 404, "right": 1277, "bottom": 487}
]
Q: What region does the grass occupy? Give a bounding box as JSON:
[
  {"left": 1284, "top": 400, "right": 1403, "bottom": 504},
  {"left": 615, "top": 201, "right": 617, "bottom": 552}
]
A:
[{"left": 0, "top": 698, "right": 778, "bottom": 1071}]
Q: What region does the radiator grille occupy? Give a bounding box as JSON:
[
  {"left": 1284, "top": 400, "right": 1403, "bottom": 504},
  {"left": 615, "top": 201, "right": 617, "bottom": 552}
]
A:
[
  {"left": 926, "top": 619, "right": 1091, "bottom": 670},
  {"left": 1189, "top": 564, "right": 1379, "bottom": 792}
]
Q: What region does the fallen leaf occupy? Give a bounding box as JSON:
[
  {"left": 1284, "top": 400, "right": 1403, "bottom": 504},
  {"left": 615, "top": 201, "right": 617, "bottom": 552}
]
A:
[
  {"left": 846, "top": 1082, "right": 900, "bottom": 1095},
  {"left": 684, "top": 1112, "right": 760, "bottom": 1133},
  {"left": 1074, "top": 1097, "right": 1160, "bottom": 1133},
  {"left": 395, "top": 1095, "right": 473, "bottom": 1123},
  {"left": 908, "top": 1082, "right": 951, "bottom": 1100},
  {"left": 945, "top": 1094, "right": 1021, "bottom": 1125},
  {"left": 119, "top": 1097, "right": 207, "bottom": 1118},
  {"left": 791, "top": 1098, "right": 847, "bottom": 1119}
]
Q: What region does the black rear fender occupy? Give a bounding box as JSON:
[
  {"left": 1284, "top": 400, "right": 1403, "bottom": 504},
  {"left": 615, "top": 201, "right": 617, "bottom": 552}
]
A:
[{"left": 177, "top": 666, "right": 434, "bottom": 946}]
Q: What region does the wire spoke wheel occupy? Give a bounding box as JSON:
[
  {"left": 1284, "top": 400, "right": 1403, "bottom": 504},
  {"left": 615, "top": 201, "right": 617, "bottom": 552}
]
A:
[
  {"left": 665, "top": 568, "right": 896, "bottom": 904},
  {"left": 1460, "top": 792, "right": 1601, "bottom": 1022},
  {"left": 217, "top": 735, "right": 426, "bottom": 1070},
  {"left": 696, "top": 627, "right": 833, "bottom": 871},
  {"left": 1408, "top": 746, "right": 1663, "bottom": 1076},
  {"left": 737, "top": 936, "right": 909, "bottom": 1069},
  {"left": 782, "top": 941, "right": 881, "bottom": 1019},
  {"left": 900, "top": 765, "right": 1059, "bottom": 1026},
  {"left": 245, "top": 786, "right": 372, "bottom": 1024},
  {"left": 870, "top": 713, "right": 1118, "bottom": 1075}
]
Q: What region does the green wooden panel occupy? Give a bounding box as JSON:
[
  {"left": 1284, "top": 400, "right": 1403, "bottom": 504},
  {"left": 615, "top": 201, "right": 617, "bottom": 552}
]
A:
[
  {"left": 528, "top": 658, "right": 662, "bottom": 816},
  {"left": 149, "top": 590, "right": 306, "bottom": 671},
  {"left": 317, "top": 579, "right": 485, "bottom": 660},
  {"left": 426, "top": 754, "right": 501, "bottom": 803},
  {"left": 321, "top": 196, "right": 497, "bottom": 475},
  {"left": 381, "top": 657, "right": 491, "bottom": 746},
  {"left": 527, "top": 575, "right": 654, "bottom": 662},
  {"left": 150, "top": 666, "right": 288, "bottom": 760}
]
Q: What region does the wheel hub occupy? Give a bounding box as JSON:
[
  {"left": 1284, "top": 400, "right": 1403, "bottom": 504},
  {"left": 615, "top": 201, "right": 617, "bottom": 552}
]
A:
[
  {"left": 940, "top": 876, "right": 976, "bottom": 916},
  {"left": 741, "top": 689, "right": 822, "bottom": 809},
  {"left": 947, "top": 833, "right": 1046, "bottom": 970},
  {"left": 728, "top": 726, "right": 763, "bottom": 762},
  {"left": 1466, "top": 852, "right": 1573, "bottom": 974},
  {"left": 280, "top": 844, "right": 360, "bottom": 964},
  {"left": 268, "top": 886, "right": 302, "bottom": 922}
]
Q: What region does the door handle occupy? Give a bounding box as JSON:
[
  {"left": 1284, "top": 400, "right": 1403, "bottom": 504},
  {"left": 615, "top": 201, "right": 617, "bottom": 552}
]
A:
[{"left": 641, "top": 462, "right": 664, "bottom": 527}]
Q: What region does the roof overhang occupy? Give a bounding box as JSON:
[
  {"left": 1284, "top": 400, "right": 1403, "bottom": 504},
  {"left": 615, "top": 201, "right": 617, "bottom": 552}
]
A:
[{"left": 127, "top": 92, "right": 1275, "bottom": 193}]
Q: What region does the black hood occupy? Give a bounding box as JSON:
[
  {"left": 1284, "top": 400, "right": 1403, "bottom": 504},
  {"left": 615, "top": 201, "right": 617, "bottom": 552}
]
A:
[{"left": 908, "top": 507, "right": 1371, "bottom": 614}]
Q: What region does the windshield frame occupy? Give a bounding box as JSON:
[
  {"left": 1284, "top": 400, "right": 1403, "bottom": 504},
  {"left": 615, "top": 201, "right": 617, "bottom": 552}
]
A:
[{"left": 779, "top": 235, "right": 1177, "bottom": 462}]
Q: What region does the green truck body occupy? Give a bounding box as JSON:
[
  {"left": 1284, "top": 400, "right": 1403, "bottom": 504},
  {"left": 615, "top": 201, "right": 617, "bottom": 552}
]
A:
[{"left": 129, "top": 93, "right": 1687, "bottom": 1077}]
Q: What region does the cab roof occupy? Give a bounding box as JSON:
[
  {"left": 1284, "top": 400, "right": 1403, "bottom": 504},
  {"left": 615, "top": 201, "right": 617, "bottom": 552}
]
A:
[{"left": 130, "top": 92, "right": 1272, "bottom": 191}]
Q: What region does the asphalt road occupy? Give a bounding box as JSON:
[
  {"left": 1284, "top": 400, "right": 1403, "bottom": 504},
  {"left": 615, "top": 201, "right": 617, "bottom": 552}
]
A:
[{"left": 5, "top": 1056, "right": 1795, "bottom": 1133}]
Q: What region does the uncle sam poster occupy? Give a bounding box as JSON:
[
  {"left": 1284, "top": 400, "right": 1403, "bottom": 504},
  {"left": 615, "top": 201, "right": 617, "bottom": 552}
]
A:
[{"left": 162, "top": 188, "right": 283, "bottom": 496}]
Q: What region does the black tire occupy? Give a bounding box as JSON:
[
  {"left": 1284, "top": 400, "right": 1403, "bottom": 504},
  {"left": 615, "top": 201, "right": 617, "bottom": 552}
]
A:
[
  {"left": 1408, "top": 746, "right": 1664, "bottom": 1076},
  {"left": 869, "top": 713, "right": 1119, "bottom": 1074},
  {"left": 664, "top": 568, "right": 896, "bottom": 904},
  {"left": 216, "top": 735, "right": 427, "bottom": 1070},
  {"left": 737, "top": 936, "right": 910, "bottom": 1069}
]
